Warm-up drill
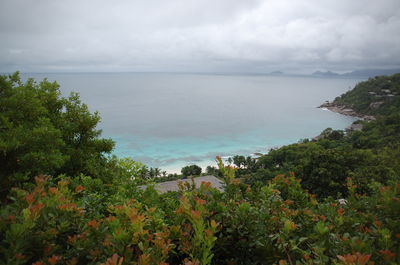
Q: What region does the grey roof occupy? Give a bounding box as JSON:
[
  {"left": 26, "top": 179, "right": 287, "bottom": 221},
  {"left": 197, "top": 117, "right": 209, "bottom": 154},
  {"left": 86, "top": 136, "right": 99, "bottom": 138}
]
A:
[{"left": 139, "top": 175, "right": 224, "bottom": 193}]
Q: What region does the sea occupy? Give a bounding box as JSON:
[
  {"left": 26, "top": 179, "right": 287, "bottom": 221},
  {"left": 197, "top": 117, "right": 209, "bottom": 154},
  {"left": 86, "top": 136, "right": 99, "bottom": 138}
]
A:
[{"left": 21, "top": 72, "right": 362, "bottom": 173}]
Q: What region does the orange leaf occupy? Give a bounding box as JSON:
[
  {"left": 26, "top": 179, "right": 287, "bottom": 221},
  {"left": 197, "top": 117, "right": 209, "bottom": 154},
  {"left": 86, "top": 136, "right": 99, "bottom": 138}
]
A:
[
  {"left": 75, "top": 185, "right": 85, "bottom": 193},
  {"left": 380, "top": 250, "right": 395, "bottom": 261},
  {"left": 48, "top": 255, "right": 62, "bottom": 265},
  {"left": 337, "top": 208, "right": 344, "bottom": 216},
  {"left": 87, "top": 219, "right": 100, "bottom": 228},
  {"left": 191, "top": 210, "right": 201, "bottom": 220}
]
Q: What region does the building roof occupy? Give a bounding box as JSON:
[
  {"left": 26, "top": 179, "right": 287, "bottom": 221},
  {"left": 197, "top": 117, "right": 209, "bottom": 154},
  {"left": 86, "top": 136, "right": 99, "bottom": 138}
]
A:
[{"left": 139, "top": 175, "right": 224, "bottom": 193}]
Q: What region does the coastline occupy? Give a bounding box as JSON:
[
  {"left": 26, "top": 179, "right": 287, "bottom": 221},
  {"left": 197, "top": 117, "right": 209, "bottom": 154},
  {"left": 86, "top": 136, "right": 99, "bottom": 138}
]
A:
[
  {"left": 164, "top": 103, "right": 365, "bottom": 175},
  {"left": 318, "top": 101, "right": 375, "bottom": 121}
]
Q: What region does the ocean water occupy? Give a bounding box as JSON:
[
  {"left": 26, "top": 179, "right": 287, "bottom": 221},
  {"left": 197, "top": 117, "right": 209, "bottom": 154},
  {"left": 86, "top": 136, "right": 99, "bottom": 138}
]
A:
[{"left": 23, "top": 73, "right": 361, "bottom": 172}]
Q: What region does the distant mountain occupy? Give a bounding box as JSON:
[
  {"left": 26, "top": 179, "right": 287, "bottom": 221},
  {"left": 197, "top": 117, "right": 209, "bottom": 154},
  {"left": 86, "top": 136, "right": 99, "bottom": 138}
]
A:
[
  {"left": 312, "top": 70, "right": 340, "bottom": 77},
  {"left": 269, "top": 71, "right": 284, "bottom": 75},
  {"left": 342, "top": 68, "right": 400, "bottom": 77}
]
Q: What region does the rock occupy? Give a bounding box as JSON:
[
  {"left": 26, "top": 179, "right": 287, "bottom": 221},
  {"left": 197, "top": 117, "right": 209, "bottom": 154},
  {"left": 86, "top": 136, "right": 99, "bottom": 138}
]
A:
[
  {"left": 346, "top": 123, "right": 363, "bottom": 132},
  {"left": 363, "top": 115, "right": 376, "bottom": 121},
  {"left": 312, "top": 135, "right": 323, "bottom": 141},
  {"left": 318, "top": 101, "right": 376, "bottom": 121},
  {"left": 369, "top": 101, "right": 384, "bottom": 109},
  {"left": 342, "top": 108, "right": 354, "bottom": 112}
]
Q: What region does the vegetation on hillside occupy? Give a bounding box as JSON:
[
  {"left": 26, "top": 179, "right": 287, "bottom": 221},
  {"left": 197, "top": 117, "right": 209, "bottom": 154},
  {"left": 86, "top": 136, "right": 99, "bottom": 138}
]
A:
[
  {"left": 0, "top": 72, "right": 399, "bottom": 264},
  {"left": 229, "top": 74, "right": 400, "bottom": 199},
  {"left": 229, "top": 113, "right": 400, "bottom": 198},
  {"left": 333, "top": 74, "right": 400, "bottom": 115}
]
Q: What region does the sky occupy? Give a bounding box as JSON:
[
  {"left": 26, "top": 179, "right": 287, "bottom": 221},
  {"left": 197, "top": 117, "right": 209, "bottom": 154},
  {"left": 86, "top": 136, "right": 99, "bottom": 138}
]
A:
[{"left": 1, "top": 0, "right": 400, "bottom": 74}]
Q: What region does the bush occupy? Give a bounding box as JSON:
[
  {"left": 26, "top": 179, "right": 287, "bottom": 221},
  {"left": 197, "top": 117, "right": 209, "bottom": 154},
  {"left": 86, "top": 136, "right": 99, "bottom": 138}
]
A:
[{"left": 1, "top": 163, "right": 399, "bottom": 264}]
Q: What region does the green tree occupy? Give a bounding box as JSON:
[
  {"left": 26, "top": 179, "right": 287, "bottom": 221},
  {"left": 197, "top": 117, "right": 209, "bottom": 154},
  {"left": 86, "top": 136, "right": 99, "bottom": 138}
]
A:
[
  {"left": 0, "top": 72, "right": 114, "bottom": 198},
  {"left": 114, "top": 157, "right": 146, "bottom": 182},
  {"left": 181, "top": 164, "right": 202, "bottom": 177},
  {"left": 232, "top": 155, "right": 246, "bottom": 168}
]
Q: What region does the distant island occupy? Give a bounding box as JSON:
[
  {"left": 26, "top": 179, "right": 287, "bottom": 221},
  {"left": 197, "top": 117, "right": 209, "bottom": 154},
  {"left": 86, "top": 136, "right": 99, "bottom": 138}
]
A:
[
  {"left": 312, "top": 70, "right": 340, "bottom": 77},
  {"left": 268, "top": 70, "right": 284, "bottom": 75}
]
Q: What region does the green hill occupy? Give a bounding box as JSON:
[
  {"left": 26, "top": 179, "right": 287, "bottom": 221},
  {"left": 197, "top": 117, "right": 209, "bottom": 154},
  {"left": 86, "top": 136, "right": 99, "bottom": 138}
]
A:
[{"left": 333, "top": 74, "right": 400, "bottom": 116}]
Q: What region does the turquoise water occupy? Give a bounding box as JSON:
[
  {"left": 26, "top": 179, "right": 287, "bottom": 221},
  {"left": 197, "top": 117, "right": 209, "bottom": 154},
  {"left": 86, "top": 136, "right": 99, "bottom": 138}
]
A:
[{"left": 23, "top": 73, "right": 361, "bottom": 172}]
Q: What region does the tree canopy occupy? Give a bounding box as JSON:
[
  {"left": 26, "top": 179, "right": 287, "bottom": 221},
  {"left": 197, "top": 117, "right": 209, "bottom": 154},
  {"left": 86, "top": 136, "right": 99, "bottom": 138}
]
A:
[
  {"left": 0, "top": 72, "right": 114, "bottom": 197},
  {"left": 181, "top": 164, "right": 202, "bottom": 177}
]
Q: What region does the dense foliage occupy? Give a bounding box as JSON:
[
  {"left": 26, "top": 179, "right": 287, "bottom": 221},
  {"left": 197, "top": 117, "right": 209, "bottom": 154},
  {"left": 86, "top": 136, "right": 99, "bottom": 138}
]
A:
[
  {"left": 0, "top": 73, "right": 114, "bottom": 199},
  {"left": 181, "top": 165, "right": 202, "bottom": 178},
  {"left": 0, "top": 72, "right": 399, "bottom": 264},
  {"left": 1, "top": 160, "right": 399, "bottom": 265},
  {"left": 234, "top": 117, "right": 400, "bottom": 198},
  {"left": 333, "top": 74, "right": 400, "bottom": 115}
]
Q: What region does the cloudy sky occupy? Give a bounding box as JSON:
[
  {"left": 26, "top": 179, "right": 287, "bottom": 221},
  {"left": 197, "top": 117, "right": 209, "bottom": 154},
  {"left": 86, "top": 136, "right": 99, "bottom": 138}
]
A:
[{"left": 1, "top": 0, "right": 399, "bottom": 73}]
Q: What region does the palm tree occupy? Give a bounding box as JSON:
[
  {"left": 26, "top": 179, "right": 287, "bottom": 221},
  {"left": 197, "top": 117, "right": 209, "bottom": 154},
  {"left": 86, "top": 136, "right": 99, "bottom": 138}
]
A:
[
  {"left": 154, "top": 167, "right": 161, "bottom": 177},
  {"left": 149, "top": 167, "right": 155, "bottom": 178}
]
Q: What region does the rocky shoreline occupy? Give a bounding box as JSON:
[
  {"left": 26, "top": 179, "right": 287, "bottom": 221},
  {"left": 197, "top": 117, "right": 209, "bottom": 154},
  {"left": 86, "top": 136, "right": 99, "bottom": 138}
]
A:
[
  {"left": 318, "top": 101, "right": 375, "bottom": 121},
  {"left": 312, "top": 101, "right": 376, "bottom": 139}
]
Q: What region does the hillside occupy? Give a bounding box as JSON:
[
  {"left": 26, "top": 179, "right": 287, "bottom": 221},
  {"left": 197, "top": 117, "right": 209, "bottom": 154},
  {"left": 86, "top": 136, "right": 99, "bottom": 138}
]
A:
[
  {"left": 233, "top": 73, "right": 400, "bottom": 198},
  {"left": 332, "top": 74, "right": 400, "bottom": 116}
]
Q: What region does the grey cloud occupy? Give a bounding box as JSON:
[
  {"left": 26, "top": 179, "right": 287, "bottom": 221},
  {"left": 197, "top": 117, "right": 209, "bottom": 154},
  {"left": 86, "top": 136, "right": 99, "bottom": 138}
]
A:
[{"left": 1, "top": 0, "right": 399, "bottom": 73}]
